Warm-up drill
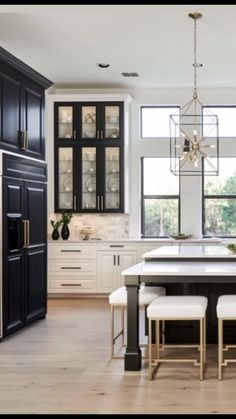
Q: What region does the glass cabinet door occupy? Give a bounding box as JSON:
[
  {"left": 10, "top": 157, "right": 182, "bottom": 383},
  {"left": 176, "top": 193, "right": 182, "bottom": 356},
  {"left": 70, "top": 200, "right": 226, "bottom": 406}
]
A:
[
  {"left": 104, "top": 105, "right": 121, "bottom": 140},
  {"left": 81, "top": 106, "right": 98, "bottom": 139},
  {"left": 58, "top": 147, "right": 74, "bottom": 210},
  {"left": 57, "top": 105, "right": 74, "bottom": 139},
  {"left": 105, "top": 147, "right": 120, "bottom": 210},
  {"left": 82, "top": 147, "right": 97, "bottom": 210}
]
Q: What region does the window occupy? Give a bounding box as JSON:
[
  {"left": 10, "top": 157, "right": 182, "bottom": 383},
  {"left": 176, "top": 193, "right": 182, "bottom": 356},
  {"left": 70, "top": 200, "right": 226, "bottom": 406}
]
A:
[
  {"left": 141, "top": 106, "right": 180, "bottom": 138},
  {"left": 203, "top": 106, "right": 236, "bottom": 137},
  {"left": 141, "top": 158, "right": 180, "bottom": 237},
  {"left": 203, "top": 157, "right": 236, "bottom": 237}
]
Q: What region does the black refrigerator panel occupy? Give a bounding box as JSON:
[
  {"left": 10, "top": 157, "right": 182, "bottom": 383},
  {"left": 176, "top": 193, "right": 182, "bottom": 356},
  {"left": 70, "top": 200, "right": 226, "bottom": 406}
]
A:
[
  {"left": 2, "top": 155, "right": 47, "bottom": 338},
  {"left": 2, "top": 178, "right": 24, "bottom": 335}
]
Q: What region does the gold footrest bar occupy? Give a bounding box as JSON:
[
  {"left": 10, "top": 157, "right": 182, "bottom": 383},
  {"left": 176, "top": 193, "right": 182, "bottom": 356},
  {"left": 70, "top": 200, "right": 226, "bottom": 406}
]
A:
[
  {"left": 222, "top": 359, "right": 236, "bottom": 366},
  {"left": 223, "top": 345, "right": 236, "bottom": 352},
  {"left": 162, "top": 344, "right": 200, "bottom": 349},
  {"left": 151, "top": 359, "right": 200, "bottom": 366}
]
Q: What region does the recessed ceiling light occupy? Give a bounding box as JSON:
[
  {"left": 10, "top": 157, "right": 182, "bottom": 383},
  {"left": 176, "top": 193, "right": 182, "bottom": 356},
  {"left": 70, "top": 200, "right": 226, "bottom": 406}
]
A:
[{"left": 97, "top": 63, "right": 110, "bottom": 68}]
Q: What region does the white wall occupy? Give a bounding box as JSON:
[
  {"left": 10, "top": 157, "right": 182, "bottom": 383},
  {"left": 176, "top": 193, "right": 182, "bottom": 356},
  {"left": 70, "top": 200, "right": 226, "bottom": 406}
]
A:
[{"left": 46, "top": 86, "right": 236, "bottom": 239}]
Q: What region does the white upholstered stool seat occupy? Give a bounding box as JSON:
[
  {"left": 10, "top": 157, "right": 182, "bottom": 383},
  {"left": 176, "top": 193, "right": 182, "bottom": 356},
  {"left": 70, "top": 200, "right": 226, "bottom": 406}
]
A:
[
  {"left": 147, "top": 296, "right": 208, "bottom": 319},
  {"left": 216, "top": 295, "right": 236, "bottom": 380},
  {"left": 217, "top": 295, "right": 236, "bottom": 318},
  {"left": 147, "top": 295, "right": 208, "bottom": 381},
  {"left": 109, "top": 285, "right": 166, "bottom": 306},
  {"left": 109, "top": 285, "right": 166, "bottom": 359}
]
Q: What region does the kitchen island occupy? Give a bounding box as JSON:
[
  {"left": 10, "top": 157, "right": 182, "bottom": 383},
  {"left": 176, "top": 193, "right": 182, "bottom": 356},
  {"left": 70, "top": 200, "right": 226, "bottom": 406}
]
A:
[{"left": 122, "top": 245, "right": 236, "bottom": 371}]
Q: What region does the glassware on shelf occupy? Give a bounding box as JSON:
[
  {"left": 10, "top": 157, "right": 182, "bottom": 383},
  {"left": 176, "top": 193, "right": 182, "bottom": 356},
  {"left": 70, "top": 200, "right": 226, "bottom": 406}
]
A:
[
  {"left": 85, "top": 177, "right": 96, "bottom": 192},
  {"left": 63, "top": 176, "right": 73, "bottom": 192}
]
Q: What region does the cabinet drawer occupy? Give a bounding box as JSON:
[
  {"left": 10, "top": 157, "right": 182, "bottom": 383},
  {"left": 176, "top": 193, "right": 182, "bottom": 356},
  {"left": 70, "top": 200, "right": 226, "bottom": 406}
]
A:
[
  {"left": 97, "top": 243, "right": 136, "bottom": 252},
  {"left": 48, "top": 243, "right": 96, "bottom": 259},
  {"left": 49, "top": 278, "right": 96, "bottom": 292},
  {"left": 48, "top": 260, "right": 97, "bottom": 276}
]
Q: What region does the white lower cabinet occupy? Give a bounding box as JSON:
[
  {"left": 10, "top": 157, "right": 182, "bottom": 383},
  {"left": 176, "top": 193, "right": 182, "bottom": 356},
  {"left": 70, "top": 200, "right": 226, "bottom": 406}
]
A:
[
  {"left": 48, "top": 242, "right": 97, "bottom": 293},
  {"left": 97, "top": 250, "right": 137, "bottom": 293}
]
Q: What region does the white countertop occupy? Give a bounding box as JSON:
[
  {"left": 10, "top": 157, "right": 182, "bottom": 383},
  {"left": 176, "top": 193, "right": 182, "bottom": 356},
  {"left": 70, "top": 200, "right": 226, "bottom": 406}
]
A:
[
  {"left": 143, "top": 245, "right": 235, "bottom": 259},
  {"left": 122, "top": 260, "right": 236, "bottom": 276},
  {"left": 48, "top": 237, "right": 223, "bottom": 244}
]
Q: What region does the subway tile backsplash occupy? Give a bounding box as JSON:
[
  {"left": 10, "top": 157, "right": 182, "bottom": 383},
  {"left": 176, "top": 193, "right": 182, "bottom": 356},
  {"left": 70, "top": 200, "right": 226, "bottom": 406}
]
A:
[{"left": 48, "top": 213, "right": 129, "bottom": 240}]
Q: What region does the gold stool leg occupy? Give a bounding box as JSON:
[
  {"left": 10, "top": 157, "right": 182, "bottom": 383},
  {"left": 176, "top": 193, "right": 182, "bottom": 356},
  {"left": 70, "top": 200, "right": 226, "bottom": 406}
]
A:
[
  {"left": 204, "top": 315, "right": 206, "bottom": 364},
  {"left": 218, "top": 318, "right": 223, "bottom": 380},
  {"left": 148, "top": 319, "right": 153, "bottom": 380},
  {"left": 162, "top": 320, "right": 165, "bottom": 347},
  {"left": 111, "top": 305, "right": 114, "bottom": 359},
  {"left": 156, "top": 319, "right": 160, "bottom": 361},
  {"left": 121, "top": 306, "right": 125, "bottom": 346},
  {"left": 200, "top": 318, "right": 204, "bottom": 380}
]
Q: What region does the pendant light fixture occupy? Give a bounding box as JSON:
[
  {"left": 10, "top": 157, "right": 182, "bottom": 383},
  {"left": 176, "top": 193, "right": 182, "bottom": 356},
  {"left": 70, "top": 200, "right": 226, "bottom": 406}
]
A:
[{"left": 170, "top": 12, "right": 219, "bottom": 176}]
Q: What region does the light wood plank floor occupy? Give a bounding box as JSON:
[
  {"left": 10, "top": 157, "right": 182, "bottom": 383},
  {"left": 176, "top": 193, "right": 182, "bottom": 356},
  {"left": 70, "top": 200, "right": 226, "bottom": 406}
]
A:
[{"left": 1, "top": 298, "right": 236, "bottom": 414}]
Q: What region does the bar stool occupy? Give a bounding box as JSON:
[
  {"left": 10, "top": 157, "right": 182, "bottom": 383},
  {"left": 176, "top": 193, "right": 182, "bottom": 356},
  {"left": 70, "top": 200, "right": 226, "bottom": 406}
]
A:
[
  {"left": 147, "top": 295, "right": 207, "bottom": 380},
  {"left": 217, "top": 295, "right": 236, "bottom": 380},
  {"left": 109, "top": 285, "right": 166, "bottom": 359}
]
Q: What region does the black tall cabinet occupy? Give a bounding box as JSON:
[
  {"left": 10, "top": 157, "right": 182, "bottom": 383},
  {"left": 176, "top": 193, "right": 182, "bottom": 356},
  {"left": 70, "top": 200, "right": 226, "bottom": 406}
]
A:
[{"left": 0, "top": 47, "right": 52, "bottom": 339}]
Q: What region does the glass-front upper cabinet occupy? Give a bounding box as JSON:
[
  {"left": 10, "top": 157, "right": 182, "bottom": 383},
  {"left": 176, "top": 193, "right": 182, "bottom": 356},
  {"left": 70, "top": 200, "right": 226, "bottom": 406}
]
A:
[
  {"left": 81, "top": 147, "right": 97, "bottom": 210},
  {"left": 104, "top": 147, "right": 122, "bottom": 211},
  {"left": 55, "top": 104, "right": 75, "bottom": 140},
  {"left": 79, "top": 102, "right": 123, "bottom": 141},
  {"left": 80, "top": 105, "right": 98, "bottom": 140},
  {"left": 57, "top": 147, "right": 74, "bottom": 210},
  {"left": 104, "top": 105, "right": 121, "bottom": 140}
]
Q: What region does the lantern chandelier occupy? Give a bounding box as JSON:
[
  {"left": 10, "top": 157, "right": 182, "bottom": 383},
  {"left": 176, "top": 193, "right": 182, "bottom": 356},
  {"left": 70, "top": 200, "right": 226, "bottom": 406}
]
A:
[{"left": 170, "top": 12, "right": 219, "bottom": 176}]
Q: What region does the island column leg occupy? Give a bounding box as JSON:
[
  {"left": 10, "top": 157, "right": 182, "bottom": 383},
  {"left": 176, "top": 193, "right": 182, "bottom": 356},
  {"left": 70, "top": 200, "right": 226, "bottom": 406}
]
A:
[{"left": 124, "top": 276, "right": 141, "bottom": 371}]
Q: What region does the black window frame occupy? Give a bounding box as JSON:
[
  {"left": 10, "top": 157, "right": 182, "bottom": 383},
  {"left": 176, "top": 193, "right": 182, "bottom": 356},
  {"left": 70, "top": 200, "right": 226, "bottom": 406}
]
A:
[
  {"left": 140, "top": 105, "right": 180, "bottom": 139},
  {"left": 141, "top": 157, "right": 181, "bottom": 238},
  {"left": 202, "top": 157, "right": 236, "bottom": 238}
]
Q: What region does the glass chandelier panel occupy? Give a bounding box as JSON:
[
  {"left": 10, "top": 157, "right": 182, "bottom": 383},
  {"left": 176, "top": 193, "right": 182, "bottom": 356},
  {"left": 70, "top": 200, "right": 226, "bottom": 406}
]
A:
[{"left": 170, "top": 13, "right": 219, "bottom": 176}]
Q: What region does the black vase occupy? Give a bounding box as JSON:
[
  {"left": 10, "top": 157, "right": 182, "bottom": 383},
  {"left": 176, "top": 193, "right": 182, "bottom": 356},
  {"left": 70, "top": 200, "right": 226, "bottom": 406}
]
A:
[
  {"left": 61, "top": 223, "right": 70, "bottom": 240},
  {"left": 52, "top": 228, "right": 60, "bottom": 240}
]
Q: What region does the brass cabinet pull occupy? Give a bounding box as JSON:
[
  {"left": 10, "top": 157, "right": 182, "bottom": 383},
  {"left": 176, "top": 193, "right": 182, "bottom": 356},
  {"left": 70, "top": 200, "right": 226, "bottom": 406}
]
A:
[
  {"left": 73, "top": 130, "right": 76, "bottom": 139},
  {"left": 22, "top": 220, "right": 30, "bottom": 247},
  {"left": 97, "top": 195, "right": 100, "bottom": 210},
  {"left": 114, "top": 255, "right": 116, "bottom": 265},
  {"left": 25, "top": 130, "right": 28, "bottom": 150},
  {"left": 117, "top": 255, "right": 120, "bottom": 266},
  {"left": 73, "top": 195, "right": 77, "bottom": 210},
  {"left": 100, "top": 130, "right": 103, "bottom": 139},
  {"left": 21, "top": 131, "right": 26, "bottom": 150},
  {"left": 97, "top": 130, "right": 100, "bottom": 139},
  {"left": 61, "top": 267, "right": 81, "bottom": 270},
  {"left": 101, "top": 195, "right": 104, "bottom": 210},
  {"left": 22, "top": 220, "right": 27, "bottom": 248},
  {"left": 26, "top": 220, "right": 30, "bottom": 247},
  {"left": 61, "top": 283, "right": 82, "bottom": 287}
]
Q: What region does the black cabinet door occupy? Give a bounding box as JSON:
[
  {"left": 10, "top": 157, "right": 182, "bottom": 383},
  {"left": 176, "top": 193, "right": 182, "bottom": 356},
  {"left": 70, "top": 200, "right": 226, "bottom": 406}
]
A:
[
  {"left": 22, "top": 86, "right": 44, "bottom": 160},
  {"left": 25, "top": 247, "right": 47, "bottom": 323},
  {"left": 24, "top": 181, "right": 47, "bottom": 322},
  {"left": 1, "top": 74, "right": 21, "bottom": 151},
  {"left": 2, "top": 178, "right": 24, "bottom": 335},
  {"left": 24, "top": 181, "right": 47, "bottom": 247}
]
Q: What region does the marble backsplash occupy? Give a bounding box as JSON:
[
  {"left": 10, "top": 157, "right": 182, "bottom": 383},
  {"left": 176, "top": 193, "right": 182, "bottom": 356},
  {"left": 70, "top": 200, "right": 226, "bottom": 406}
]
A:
[{"left": 48, "top": 213, "right": 129, "bottom": 240}]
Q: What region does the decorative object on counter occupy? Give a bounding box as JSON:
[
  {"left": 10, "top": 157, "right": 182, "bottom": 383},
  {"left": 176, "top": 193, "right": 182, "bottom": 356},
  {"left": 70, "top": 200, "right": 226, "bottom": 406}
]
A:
[
  {"left": 227, "top": 243, "right": 236, "bottom": 252},
  {"left": 170, "top": 233, "right": 192, "bottom": 240},
  {"left": 60, "top": 212, "right": 73, "bottom": 240},
  {"left": 80, "top": 225, "right": 94, "bottom": 240},
  {"left": 50, "top": 220, "right": 62, "bottom": 240}
]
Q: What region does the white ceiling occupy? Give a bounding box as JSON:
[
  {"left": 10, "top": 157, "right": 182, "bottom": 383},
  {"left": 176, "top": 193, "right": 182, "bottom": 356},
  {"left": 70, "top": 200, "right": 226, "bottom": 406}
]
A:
[{"left": 1, "top": 5, "right": 236, "bottom": 88}]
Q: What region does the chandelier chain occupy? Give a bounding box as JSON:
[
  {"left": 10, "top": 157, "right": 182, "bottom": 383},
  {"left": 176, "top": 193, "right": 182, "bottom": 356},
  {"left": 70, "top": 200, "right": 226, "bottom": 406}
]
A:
[{"left": 193, "top": 17, "right": 197, "bottom": 99}]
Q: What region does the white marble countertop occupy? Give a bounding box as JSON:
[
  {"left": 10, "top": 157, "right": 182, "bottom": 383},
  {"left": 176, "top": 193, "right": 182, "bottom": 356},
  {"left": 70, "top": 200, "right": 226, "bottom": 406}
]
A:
[
  {"left": 143, "top": 245, "right": 235, "bottom": 259},
  {"left": 122, "top": 260, "right": 236, "bottom": 276},
  {"left": 47, "top": 237, "right": 223, "bottom": 244}
]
